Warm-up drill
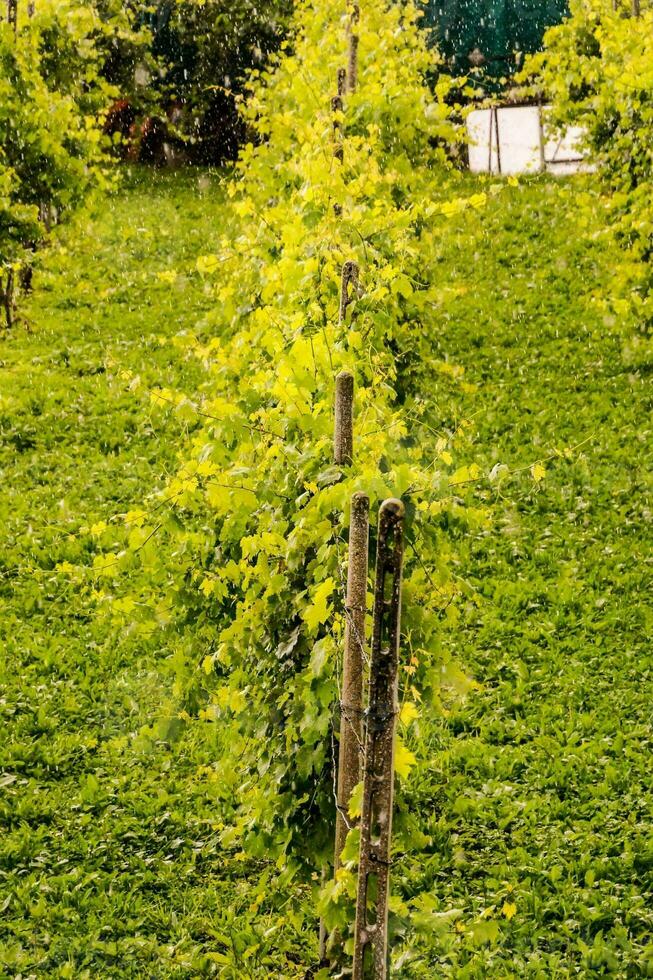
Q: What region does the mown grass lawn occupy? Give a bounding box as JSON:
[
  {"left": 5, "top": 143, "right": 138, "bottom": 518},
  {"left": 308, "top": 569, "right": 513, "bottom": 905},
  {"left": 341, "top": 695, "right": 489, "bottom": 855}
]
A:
[{"left": 1, "top": 168, "right": 652, "bottom": 977}]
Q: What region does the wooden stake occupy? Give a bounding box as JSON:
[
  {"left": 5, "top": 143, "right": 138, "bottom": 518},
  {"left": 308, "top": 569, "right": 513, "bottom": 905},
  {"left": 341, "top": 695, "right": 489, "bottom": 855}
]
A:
[
  {"left": 353, "top": 498, "right": 405, "bottom": 980},
  {"left": 339, "top": 260, "right": 359, "bottom": 326},
  {"left": 334, "top": 370, "right": 354, "bottom": 466},
  {"left": 1, "top": 269, "right": 15, "bottom": 328},
  {"left": 632, "top": 0, "right": 640, "bottom": 15},
  {"left": 334, "top": 491, "right": 369, "bottom": 868},
  {"left": 332, "top": 92, "right": 344, "bottom": 164},
  {"left": 347, "top": 2, "right": 360, "bottom": 94},
  {"left": 320, "top": 367, "right": 356, "bottom": 964},
  {"left": 7, "top": 0, "right": 17, "bottom": 32},
  {"left": 332, "top": 67, "right": 347, "bottom": 217}
]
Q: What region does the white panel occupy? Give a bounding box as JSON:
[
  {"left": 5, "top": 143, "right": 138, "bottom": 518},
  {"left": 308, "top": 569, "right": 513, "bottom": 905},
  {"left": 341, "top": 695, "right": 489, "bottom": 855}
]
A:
[
  {"left": 544, "top": 122, "right": 586, "bottom": 163},
  {"left": 546, "top": 160, "right": 597, "bottom": 176},
  {"left": 467, "top": 108, "right": 499, "bottom": 175},
  {"left": 464, "top": 104, "right": 592, "bottom": 176},
  {"left": 495, "top": 106, "right": 542, "bottom": 175}
]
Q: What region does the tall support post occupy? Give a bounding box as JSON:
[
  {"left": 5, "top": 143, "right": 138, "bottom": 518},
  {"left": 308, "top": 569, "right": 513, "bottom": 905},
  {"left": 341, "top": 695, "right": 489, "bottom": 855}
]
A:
[
  {"left": 339, "top": 260, "right": 359, "bottom": 326},
  {"left": 334, "top": 491, "right": 369, "bottom": 869},
  {"left": 334, "top": 370, "right": 354, "bottom": 466},
  {"left": 347, "top": 1, "right": 360, "bottom": 94},
  {"left": 320, "top": 367, "right": 357, "bottom": 964},
  {"left": 632, "top": 0, "right": 640, "bottom": 15},
  {"left": 352, "top": 498, "right": 405, "bottom": 980}
]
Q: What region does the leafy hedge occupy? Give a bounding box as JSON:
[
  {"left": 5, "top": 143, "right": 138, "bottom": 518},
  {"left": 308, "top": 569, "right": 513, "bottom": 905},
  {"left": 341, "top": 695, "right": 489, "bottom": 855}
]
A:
[
  {"left": 522, "top": 0, "right": 653, "bottom": 331},
  {"left": 104, "top": 0, "right": 491, "bottom": 893},
  {"left": 0, "top": 0, "right": 144, "bottom": 321}
]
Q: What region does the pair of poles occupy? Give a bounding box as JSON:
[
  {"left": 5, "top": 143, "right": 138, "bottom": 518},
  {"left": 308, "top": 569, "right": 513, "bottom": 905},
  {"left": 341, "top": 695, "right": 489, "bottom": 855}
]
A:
[{"left": 331, "top": 265, "right": 405, "bottom": 980}]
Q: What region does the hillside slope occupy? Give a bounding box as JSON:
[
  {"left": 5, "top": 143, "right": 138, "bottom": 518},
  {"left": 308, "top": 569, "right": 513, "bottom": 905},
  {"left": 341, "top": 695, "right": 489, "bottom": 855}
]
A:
[{"left": 1, "top": 170, "right": 651, "bottom": 977}]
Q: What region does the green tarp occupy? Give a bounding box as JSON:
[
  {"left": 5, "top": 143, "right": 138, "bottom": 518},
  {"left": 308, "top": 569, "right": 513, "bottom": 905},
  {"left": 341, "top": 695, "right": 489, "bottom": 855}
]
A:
[{"left": 422, "top": 0, "right": 568, "bottom": 76}]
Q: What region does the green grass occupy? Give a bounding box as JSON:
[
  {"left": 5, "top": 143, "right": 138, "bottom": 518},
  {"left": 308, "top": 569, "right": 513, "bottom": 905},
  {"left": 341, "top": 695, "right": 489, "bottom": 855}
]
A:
[
  {"left": 0, "top": 169, "right": 313, "bottom": 979},
  {"left": 399, "top": 175, "right": 653, "bottom": 976},
  {"left": 1, "top": 169, "right": 652, "bottom": 977}
]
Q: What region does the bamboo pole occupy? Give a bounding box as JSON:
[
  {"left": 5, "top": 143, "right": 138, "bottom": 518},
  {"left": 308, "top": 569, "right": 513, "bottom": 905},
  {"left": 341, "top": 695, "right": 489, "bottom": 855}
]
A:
[
  {"left": 352, "top": 498, "right": 405, "bottom": 980},
  {"left": 334, "top": 491, "right": 369, "bottom": 868}
]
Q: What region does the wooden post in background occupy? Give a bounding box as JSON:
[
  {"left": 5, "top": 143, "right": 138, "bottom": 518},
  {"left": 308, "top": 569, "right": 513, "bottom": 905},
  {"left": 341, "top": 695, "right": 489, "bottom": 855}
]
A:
[
  {"left": 632, "top": 0, "right": 640, "bottom": 15},
  {"left": 347, "top": 1, "right": 360, "bottom": 94},
  {"left": 334, "top": 491, "right": 369, "bottom": 868},
  {"left": 7, "top": 0, "right": 17, "bottom": 32},
  {"left": 332, "top": 90, "right": 344, "bottom": 164},
  {"left": 334, "top": 370, "right": 354, "bottom": 466},
  {"left": 332, "top": 69, "right": 347, "bottom": 216},
  {"left": 353, "top": 498, "right": 405, "bottom": 980},
  {"left": 339, "top": 260, "right": 359, "bottom": 326}
]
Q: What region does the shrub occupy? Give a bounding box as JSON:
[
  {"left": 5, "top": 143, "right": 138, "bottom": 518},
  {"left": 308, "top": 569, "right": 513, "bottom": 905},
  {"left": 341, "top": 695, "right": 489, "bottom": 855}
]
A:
[
  {"left": 522, "top": 0, "right": 653, "bottom": 329},
  {"left": 102, "top": 0, "right": 486, "bottom": 889},
  {"left": 0, "top": 1, "right": 144, "bottom": 322},
  {"left": 136, "top": 0, "right": 292, "bottom": 162}
]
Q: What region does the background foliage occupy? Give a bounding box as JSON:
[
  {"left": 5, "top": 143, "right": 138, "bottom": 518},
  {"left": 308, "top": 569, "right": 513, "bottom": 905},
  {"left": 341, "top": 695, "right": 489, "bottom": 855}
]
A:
[
  {"left": 144, "top": 0, "right": 292, "bottom": 162},
  {"left": 522, "top": 0, "right": 653, "bottom": 337},
  {"left": 0, "top": 0, "right": 144, "bottom": 319}
]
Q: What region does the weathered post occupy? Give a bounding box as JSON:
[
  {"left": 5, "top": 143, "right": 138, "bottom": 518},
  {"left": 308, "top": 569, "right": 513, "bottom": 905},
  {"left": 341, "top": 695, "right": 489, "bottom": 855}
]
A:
[
  {"left": 347, "top": 2, "right": 360, "bottom": 94},
  {"left": 352, "top": 498, "right": 405, "bottom": 980},
  {"left": 334, "top": 370, "right": 354, "bottom": 466},
  {"left": 332, "top": 91, "right": 344, "bottom": 164},
  {"left": 320, "top": 366, "right": 358, "bottom": 963},
  {"left": 334, "top": 491, "right": 369, "bottom": 868},
  {"left": 1, "top": 269, "right": 15, "bottom": 329},
  {"left": 339, "top": 260, "right": 359, "bottom": 326},
  {"left": 632, "top": 0, "right": 640, "bottom": 15},
  {"left": 7, "top": 0, "right": 17, "bottom": 32}
]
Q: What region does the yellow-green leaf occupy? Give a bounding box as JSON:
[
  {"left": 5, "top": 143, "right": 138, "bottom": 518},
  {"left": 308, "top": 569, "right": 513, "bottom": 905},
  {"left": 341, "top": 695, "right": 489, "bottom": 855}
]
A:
[
  {"left": 395, "top": 738, "right": 417, "bottom": 779},
  {"left": 304, "top": 577, "right": 336, "bottom": 633}
]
